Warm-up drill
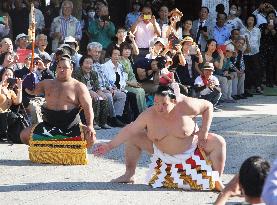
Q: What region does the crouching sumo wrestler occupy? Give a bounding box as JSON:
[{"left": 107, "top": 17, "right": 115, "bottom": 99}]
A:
[
  {"left": 20, "top": 56, "right": 96, "bottom": 164},
  {"left": 94, "top": 85, "right": 226, "bottom": 191}
]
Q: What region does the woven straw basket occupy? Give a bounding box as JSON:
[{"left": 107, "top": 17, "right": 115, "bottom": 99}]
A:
[{"left": 28, "top": 125, "right": 88, "bottom": 165}]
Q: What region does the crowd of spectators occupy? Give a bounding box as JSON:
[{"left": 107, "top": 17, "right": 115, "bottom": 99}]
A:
[{"left": 0, "top": 0, "right": 276, "bottom": 124}]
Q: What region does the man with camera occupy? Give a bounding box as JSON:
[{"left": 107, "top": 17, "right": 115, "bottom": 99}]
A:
[
  {"left": 130, "top": 6, "right": 161, "bottom": 60},
  {"left": 192, "top": 7, "right": 212, "bottom": 52},
  {"left": 133, "top": 56, "right": 162, "bottom": 94},
  {"left": 88, "top": 5, "right": 115, "bottom": 62}
]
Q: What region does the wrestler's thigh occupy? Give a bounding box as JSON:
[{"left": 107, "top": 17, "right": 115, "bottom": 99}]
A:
[
  {"left": 128, "top": 130, "right": 154, "bottom": 154},
  {"left": 203, "top": 133, "right": 226, "bottom": 154},
  {"left": 20, "top": 126, "right": 33, "bottom": 145}
]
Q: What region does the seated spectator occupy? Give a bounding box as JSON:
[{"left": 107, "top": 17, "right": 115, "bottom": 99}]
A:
[
  {"left": 0, "top": 67, "right": 23, "bottom": 142},
  {"left": 209, "top": 12, "right": 230, "bottom": 46},
  {"left": 106, "top": 27, "right": 139, "bottom": 59},
  {"left": 0, "top": 52, "right": 15, "bottom": 71},
  {"left": 125, "top": 1, "right": 141, "bottom": 30},
  {"left": 172, "top": 36, "right": 202, "bottom": 90},
  {"left": 224, "top": 28, "right": 241, "bottom": 47},
  {"left": 182, "top": 19, "right": 193, "bottom": 38},
  {"left": 64, "top": 36, "right": 82, "bottom": 70},
  {"left": 88, "top": 5, "right": 115, "bottom": 61},
  {"left": 133, "top": 57, "right": 160, "bottom": 94},
  {"left": 156, "top": 5, "right": 169, "bottom": 33},
  {"left": 215, "top": 156, "right": 270, "bottom": 205},
  {"left": 73, "top": 55, "right": 111, "bottom": 129},
  {"left": 34, "top": 34, "right": 51, "bottom": 61},
  {"left": 195, "top": 39, "right": 224, "bottom": 77},
  {"left": 194, "top": 62, "right": 221, "bottom": 110},
  {"left": 162, "top": 8, "right": 183, "bottom": 40},
  {"left": 119, "top": 42, "right": 146, "bottom": 114},
  {"left": 15, "top": 33, "right": 30, "bottom": 50},
  {"left": 50, "top": 0, "right": 82, "bottom": 52},
  {"left": 226, "top": 4, "right": 245, "bottom": 31},
  {"left": 101, "top": 47, "right": 128, "bottom": 126},
  {"left": 146, "top": 37, "right": 167, "bottom": 59},
  {"left": 130, "top": 6, "right": 161, "bottom": 59},
  {"left": 159, "top": 56, "right": 175, "bottom": 86},
  {"left": 0, "top": 38, "right": 13, "bottom": 54},
  {"left": 262, "top": 158, "right": 277, "bottom": 204},
  {"left": 87, "top": 42, "right": 125, "bottom": 127},
  {"left": 0, "top": 15, "right": 10, "bottom": 38},
  {"left": 214, "top": 43, "right": 236, "bottom": 103}
]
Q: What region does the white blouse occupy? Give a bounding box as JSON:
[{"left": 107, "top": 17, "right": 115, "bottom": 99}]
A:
[
  {"left": 101, "top": 59, "right": 127, "bottom": 90},
  {"left": 240, "top": 27, "right": 261, "bottom": 56}
]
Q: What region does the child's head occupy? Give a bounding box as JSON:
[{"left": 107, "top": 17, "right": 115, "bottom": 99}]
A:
[{"left": 239, "top": 156, "right": 270, "bottom": 200}]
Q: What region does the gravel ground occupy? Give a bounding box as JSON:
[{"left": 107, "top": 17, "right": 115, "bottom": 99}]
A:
[{"left": 0, "top": 95, "right": 277, "bottom": 205}]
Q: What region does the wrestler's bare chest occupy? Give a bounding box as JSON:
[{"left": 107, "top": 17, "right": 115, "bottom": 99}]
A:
[
  {"left": 147, "top": 111, "right": 196, "bottom": 142},
  {"left": 44, "top": 82, "right": 79, "bottom": 109}
]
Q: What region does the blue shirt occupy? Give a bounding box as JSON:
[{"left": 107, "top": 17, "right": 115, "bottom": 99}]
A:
[
  {"left": 262, "top": 159, "right": 277, "bottom": 205},
  {"left": 125, "top": 12, "right": 141, "bottom": 30},
  {"left": 212, "top": 24, "right": 230, "bottom": 45}
]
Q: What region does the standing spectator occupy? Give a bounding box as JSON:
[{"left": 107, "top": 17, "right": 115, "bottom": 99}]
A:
[
  {"left": 106, "top": 27, "right": 139, "bottom": 59},
  {"left": 194, "top": 62, "right": 221, "bottom": 109},
  {"left": 125, "top": 1, "right": 141, "bottom": 30},
  {"left": 241, "top": 14, "right": 263, "bottom": 94},
  {"left": 231, "top": 36, "right": 247, "bottom": 100},
  {"left": 226, "top": 4, "right": 245, "bottom": 31},
  {"left": 119, "top": 42, "right": 146, "bottom": 114},
  {"left": 156, "top": 5, "right": 169, "bottom": 32},
  {"left": 162, "top": 8, "right": 183, "bottom": 40},
  {"left": 87, "top": 42, "right": 125, "bottom": 127},
  {"left": 253, "top": 1, "right": 277, "bottom": 28},
  {"left": 0, "top": 16, "right": 10, "bottom": 38},
  {"left": 182, "top": 19, "right": 193, "bottom": 38},
  {"left": 209, "top": 12, "right": 230, "bottom": 46},
  {"left": 9, "top": 0, "right": 30, "bottom": 41},
  {"left": 50, "top": 0, "right": 82, "bottom": 52},
  {"left": 33, "top": 0, "right": 45, "bottom": 34},
  {"left": 130, "top": 6, "right": 161, "bottom": 59},
  {"left": 260, "top": 11, "right": 277, "bottom": 87},
  {"left": 191, "top": 7, "right": 212, "bottom": 52},
  {"left": 88, "top": 5, "right": 115, "bottom": 62},
  {"left": 73, "top": 55, "right": 111, "bottom": 130},
  {"left": 262, "top": 158, "right": 277, "bottom": 205}
]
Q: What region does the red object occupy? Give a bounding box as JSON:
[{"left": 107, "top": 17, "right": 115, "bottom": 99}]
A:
[
  {"left": 159, "top": 72, "right": 174, "bottom": 85},
  {"left": 16, "top": 49, "right": 32, "bottom": 63},
  {"left": 201, "top": 75, "right": 209, "bottom": 86}
]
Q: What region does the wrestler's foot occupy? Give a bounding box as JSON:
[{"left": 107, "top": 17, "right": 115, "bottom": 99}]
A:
[
  {"left": 110, "top": 173, "right": 135, "bottom": 184},
  {"left": 214, "top": 180, "right": 225, "bottom": 192}
]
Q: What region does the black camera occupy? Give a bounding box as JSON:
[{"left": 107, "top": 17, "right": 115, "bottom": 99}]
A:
[
  {"left": 155, "top": 56, "right": 167, "bottom": 70},
  {"left": 7, "top": 78, "right": 17, "bottom": 88},
  {"left": 200, "top": 26, "right": 207, "bottom": 32},
  {"left": 100, "top": 15, "right": 110, "bottom": 22}
]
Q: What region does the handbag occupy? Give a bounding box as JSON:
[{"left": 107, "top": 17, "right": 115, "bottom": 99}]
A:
[{"left": 6, "top": 104, "right": 30, "bottom": 143}]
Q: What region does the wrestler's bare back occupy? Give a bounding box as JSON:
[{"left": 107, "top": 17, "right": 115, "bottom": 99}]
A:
[
  {"left": 144, "top": 98, "right": 199, "bottom": 155},
  {"left": 38, "top": 79, "right": 82, "bottom": 110}
]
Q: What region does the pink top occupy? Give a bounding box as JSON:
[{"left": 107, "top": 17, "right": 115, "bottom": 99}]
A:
[{"left": 135, "top": 21, "right": 159, "bottom": 49}]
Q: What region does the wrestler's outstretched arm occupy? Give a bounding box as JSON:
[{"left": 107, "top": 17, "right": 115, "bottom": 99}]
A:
[{"left": 93, "top": 111, "right": 148, "bottom": 156}]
